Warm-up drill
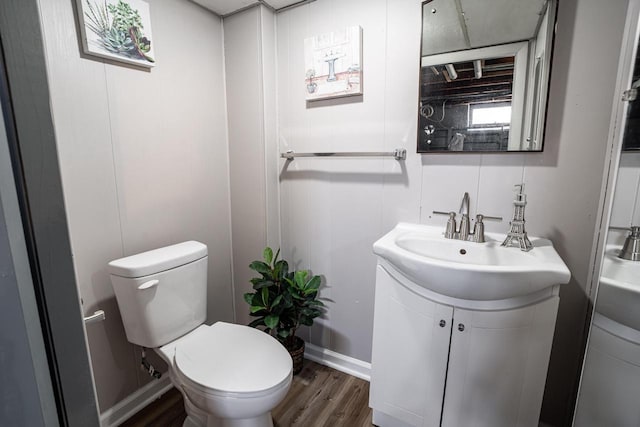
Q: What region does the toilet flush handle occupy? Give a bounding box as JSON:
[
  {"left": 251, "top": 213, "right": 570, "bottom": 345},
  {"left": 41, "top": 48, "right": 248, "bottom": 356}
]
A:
[{"left": 138, "top": 279, "right": 159, "bottom": 290}]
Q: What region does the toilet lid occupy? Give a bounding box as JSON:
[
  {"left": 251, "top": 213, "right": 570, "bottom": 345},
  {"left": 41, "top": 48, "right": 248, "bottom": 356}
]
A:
[{"left": 174, "top": 322, "right": 292, "bottom": 394}]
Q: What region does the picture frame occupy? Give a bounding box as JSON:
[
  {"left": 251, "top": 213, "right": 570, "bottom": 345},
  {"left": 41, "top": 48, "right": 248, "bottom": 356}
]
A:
[
  {"left": 304, "top": 26, "right": 363, "bottom": 101},
  {"left": 76, "top": 0, "right": 156, "bottom": 68}
]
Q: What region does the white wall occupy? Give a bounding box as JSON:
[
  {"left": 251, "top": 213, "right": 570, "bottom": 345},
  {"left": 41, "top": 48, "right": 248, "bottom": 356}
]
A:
[
  {"left": 276, "top": 0, "right": 629, "bottom": 424},
  {"left": 37, "top": 0, "right": 234, "bottom": 412},
  {"left": 224, "top": 5, "right": 280, "bottom": 326}
]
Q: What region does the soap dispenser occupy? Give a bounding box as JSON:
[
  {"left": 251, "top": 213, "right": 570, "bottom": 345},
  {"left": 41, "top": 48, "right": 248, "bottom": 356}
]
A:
[
  {"left": 502, "top": 184, "right": 533, "bottom": 251},
  {"left": 619, "top": 226, "right": 640, "bottom": 261}
]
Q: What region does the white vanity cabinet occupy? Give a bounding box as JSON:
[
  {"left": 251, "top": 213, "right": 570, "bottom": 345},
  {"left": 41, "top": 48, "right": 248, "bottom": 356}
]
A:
[
  {"left": 370, "top": 262, "right": 560, "bottom": 427},
  {"left": 369, "top": 264, "right": 452, "bottom": 427}
]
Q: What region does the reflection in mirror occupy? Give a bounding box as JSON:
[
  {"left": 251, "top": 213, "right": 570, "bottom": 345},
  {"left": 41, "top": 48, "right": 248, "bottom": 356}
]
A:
[
  {"left": 574, "top": 160, "right": 640, "bottom": 425},
  {"left": 622, "top": 56, "right": 640, "bottom": 151},
  {"left": 573, "top": 19, "right": 640, "bottom": 426},
  {"left": 418, "top": 43, "right": 527, "bottom": 151},
  {"left": 417, "top": 0, "right": 556, "bottom": 153}
]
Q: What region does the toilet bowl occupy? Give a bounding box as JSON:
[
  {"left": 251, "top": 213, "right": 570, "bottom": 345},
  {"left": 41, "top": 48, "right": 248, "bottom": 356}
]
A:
[
  {"left": 108, "top": 241, "right": 293, "bottom": 427},
  {"left": 157, "top": 323, "right": 292, "bottom": 427}
]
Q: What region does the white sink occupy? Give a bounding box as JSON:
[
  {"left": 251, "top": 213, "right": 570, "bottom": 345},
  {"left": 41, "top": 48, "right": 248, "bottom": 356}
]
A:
[
  {"left": 373, "top": 223, "right": 571, "bottom": 301},
  {"left": 596, "top": 245, "right": 640, "bottom": 330}
]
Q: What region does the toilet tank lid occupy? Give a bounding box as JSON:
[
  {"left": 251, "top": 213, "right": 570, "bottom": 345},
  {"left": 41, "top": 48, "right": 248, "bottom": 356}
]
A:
[{"left": 107, "top": 241, "right": 207, "bottom": 278}]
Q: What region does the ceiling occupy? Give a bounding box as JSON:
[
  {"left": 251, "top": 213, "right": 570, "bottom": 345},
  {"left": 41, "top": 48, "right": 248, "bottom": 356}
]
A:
[
  {"left": 421, "top": 57, "right": 515, "bottom": 104},
  {"left": 422, "top": 0, "right": 548, "bottom": 56},
  {"left": 191, "top": 0, "right": 305, "bottom": 16}
]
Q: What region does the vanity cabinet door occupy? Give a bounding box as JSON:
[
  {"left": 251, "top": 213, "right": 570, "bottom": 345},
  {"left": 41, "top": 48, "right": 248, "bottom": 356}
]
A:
[
  {"left": 574, "top": 316, "right": 640, "bottom": 426},
  {"left": 370, "top": 265, "right": 453, "bottom": 427},
  {"left": 441, "top": 297, "right": 559, "bottom": 427}
]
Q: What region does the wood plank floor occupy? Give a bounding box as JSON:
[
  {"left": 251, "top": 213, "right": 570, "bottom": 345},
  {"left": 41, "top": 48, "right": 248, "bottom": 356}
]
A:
[
  {"left": 121, "top": 360, "right": 373, "bottom": 427},
  {"left": 273, "top": 361, "right": 372, "bottom": 426},
  {"left": 120, "top": 386, "right": 186, "bottom": 427}
]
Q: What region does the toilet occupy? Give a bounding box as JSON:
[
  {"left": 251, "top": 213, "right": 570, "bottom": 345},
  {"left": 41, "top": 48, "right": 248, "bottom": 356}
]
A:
[{"left": 108, "top": 241, "right": 292, "bottom": 427}]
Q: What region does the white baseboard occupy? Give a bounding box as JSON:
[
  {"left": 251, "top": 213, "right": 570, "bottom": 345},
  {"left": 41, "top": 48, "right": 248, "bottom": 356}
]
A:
[
  {"left": 100, "top": 375, "right": 173, "bottom": 427},
  {"left": 304, "top": 342, "right": 371, "bottom": 381}
]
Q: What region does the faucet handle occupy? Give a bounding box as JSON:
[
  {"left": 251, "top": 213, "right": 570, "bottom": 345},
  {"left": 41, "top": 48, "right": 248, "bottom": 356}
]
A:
[
  {"left": 471, "top": 214, "right": 502, "bottom": 243},
  {"left": 619, "top": 226, "right": 640, "bottom": 261},
  {"left": 445, "top": 212, "right": 457, "bottom": 239},
  {"left": 432, "top": 211, "right": 458, "bottom": 237},
  {"left": 609, "top": 225, "right": 639, "bottom": 234},
  {"left": 472, "top": 215, "right": 485, "bottom": 243},
  {"left": 480, "top": 215, "right": 503, "bottom": 222}
]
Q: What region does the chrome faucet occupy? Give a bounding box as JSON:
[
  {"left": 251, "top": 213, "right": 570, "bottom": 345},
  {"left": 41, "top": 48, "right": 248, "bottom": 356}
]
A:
[
  {"left": 433, "top": 192, "right": 502, "bottom": 243},
  {"left": 460, "top": 192, "right": 470, "bottom": 215}
]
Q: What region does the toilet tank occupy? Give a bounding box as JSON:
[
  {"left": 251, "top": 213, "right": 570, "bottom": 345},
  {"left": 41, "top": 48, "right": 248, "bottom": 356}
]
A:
[{"left": 108, "top": 241, "right": 208, "bottom": 348}]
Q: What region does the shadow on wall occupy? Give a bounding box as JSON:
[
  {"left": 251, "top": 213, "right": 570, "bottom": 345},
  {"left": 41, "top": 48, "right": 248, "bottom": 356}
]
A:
[
  {"left": 545, "top": 277, "right": 592, "bottom": 425},
  {"left": 84, "top": 295, "right": 168, "bottom": 409},
  {"left": 306, "top": 95, "right": 364, "bottom": 109},
  {"left": 523, "top": 0, "right": 574, "bottom": 172},
  {"left": 297, "top": 306, "right": 351, "bottom": 357},
  {"left": 84, "top": 297, "right": 135, "bottom": 407},
  {"left": 531, "top": 0, "right": 604, "bottom": 417},
  {"left": 279, "top": 159, "right": 409, "bottom": 186},
  {"left": 541, "top": 223, "right": 593, "bottom": 426}
]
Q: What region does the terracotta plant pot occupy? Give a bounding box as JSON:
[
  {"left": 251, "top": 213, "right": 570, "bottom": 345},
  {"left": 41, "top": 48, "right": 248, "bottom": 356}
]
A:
[{"left": 287, "top": 336, "right": 305, "bottom": 375}]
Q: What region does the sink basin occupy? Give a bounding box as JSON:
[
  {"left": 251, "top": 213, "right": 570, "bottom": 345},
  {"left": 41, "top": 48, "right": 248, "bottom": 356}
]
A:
[
  {"left": 596, "top": 245, "right": 640, "bottom": 330},
  {"left": 373, "top": 223, "right": 571, "bottom": 301}
]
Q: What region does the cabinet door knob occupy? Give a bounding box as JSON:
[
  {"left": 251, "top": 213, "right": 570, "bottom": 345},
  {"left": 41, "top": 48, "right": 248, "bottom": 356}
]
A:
[
  {"left": 458, "top": 323, "right": 465, "bottom": 332},
  {"left": 439, "top": 320, "right": 446, "bottom": 327}
]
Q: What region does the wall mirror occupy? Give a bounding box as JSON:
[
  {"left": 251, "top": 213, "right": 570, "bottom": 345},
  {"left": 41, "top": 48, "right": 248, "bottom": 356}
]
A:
[
  {"left": 573, "top": 3, "right": 640, "bottom": 424},
  {"left": 417, "top": 0, "right": 557, "bottom": 153}
]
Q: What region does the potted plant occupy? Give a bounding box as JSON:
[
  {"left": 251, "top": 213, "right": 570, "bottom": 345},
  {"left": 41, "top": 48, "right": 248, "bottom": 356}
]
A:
[
  {"left": 244, "top": 247, "right": 325, "bottom": 374},
  {"left": 306, "top": 68, "right": 317, "bottom": 94}
]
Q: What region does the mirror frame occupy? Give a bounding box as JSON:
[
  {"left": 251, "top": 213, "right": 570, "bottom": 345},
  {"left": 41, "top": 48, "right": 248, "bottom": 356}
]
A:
[{"left": 417, "top": 0, "right": 558, "bottom": 154}]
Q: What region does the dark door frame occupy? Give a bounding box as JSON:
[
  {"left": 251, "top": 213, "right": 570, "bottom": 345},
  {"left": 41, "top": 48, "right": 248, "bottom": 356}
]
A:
[{"left": 0, "top": 1, "right": 100, "bottom": 425}]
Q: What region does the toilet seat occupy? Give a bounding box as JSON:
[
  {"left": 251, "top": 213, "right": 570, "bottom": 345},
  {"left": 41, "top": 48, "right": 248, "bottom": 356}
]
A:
[{"left": 172, "top": 322, "right": 292, "bottom": 397}]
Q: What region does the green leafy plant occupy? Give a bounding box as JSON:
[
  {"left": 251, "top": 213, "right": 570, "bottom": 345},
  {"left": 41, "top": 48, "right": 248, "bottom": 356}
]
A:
[
  {"left": 83, "top": 0, "right": 154, "bottom": 63},
  {"left": 244, "top": 248, "right": 325, "bottom": 350},
  {"left": 107, "top": 0, "right": 144, "bottom": 34}
]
